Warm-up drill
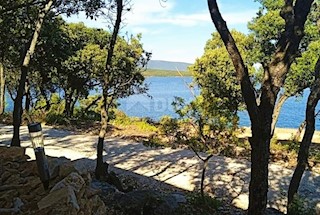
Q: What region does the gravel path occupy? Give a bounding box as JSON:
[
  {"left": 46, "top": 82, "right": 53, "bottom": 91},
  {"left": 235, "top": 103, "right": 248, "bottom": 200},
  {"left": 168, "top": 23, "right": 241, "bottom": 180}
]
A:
[{"left": 1, "top": 124, "right": 319, "bottom": 213}]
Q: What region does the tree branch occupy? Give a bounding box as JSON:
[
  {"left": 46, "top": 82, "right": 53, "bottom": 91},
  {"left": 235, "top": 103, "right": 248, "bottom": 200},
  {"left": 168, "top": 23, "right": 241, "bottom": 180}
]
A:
[
  {"left": 207, "top": 0, "right": 260, "bottom": 128},
  {"left": 270, "top": 0, "right": 314, "bottom": 86}
]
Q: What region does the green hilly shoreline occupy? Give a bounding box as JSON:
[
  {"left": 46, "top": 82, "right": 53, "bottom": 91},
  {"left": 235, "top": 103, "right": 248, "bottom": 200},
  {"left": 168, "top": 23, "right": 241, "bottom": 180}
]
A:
[{"left": 142, "top": 69, "right": 192, "bottom": 77}]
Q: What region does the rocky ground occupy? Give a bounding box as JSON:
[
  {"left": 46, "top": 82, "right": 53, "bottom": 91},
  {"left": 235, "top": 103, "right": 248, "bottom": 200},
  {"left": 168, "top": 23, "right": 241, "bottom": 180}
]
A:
[
  {"left": 0, "top": 146, "right": 243, "bottom": 214},
  {"left": 0, "top": 147, "right": 106, "bottom": 214},
  {"left": 1, "top": 124, "right": 320, "bottom": 214}
]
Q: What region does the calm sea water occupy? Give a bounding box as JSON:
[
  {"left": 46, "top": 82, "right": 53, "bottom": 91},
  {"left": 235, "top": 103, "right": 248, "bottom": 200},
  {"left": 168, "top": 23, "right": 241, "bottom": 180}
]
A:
[
  {"left": 5, "top": 77, "right": 320, "bottom": 129},
  {"left": 118, "top": 77, "right": 320, "bottom": 130}
]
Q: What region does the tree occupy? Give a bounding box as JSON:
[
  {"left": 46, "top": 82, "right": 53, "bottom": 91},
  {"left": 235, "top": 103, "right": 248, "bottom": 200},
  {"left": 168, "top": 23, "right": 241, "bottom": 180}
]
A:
[
  {"left": 11, "top": 0, "right": 54, "bottom": 147},
  {"left": 191, "top": 30, "right": 257, "bottom": 117},
  {"left": 29, "top": 16, "right": 71, "bottom": 111},
  {"left": 287, "top": 57, "right": 320, "bottom": 211},
  {"left": 248, "top": 0, "right": 320, "bottom": 135},
  {"left": 30, "top": 21, "right": 109, "bottom": 116},
  {"left": 95, "top": 0, "right": 151, "bottom": 179},
  {"left": 0, "top": 0, "right": 47, "bottom": 14},
  {"left": 172, "top": 95, "right": 239, "bottom": 197},
  {"left": 60, "top": 22, "right": 112, "bottom": 117},
  {"left": 176, "top": 30, "right": 254, "bottom": 198},
  {"left": 8, "top": 0, "right": 105, "bottom": 146},
  {"left": 0, "top": 0, "right": 37, "bottom": 115},
  {"left": 207, "top": 0, "right": 314, "bottom": 214}
]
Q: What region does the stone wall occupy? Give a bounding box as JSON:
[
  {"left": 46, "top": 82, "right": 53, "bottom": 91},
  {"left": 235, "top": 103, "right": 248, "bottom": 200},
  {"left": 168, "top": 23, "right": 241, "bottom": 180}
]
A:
[{"left": 0, "top": 146, "right": 106, "bottom": 214}]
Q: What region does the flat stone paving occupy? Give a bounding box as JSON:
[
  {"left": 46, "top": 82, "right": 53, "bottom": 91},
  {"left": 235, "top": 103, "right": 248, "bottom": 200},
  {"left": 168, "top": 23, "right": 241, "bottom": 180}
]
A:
[{"left": 1, "top": 124, "right": 319, "bottom": 212}]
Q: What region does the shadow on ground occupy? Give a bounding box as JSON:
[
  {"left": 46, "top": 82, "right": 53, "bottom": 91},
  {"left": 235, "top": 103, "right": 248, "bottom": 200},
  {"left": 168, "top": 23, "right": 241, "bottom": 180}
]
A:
[{"left": 1, "top": 124, "right": 320, "bottom": 213}]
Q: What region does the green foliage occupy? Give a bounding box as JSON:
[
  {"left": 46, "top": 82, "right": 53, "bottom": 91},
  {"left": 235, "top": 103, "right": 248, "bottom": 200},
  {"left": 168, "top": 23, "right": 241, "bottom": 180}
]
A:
[
  {"left": 143, "top": 136, "right": 170, "bottom": 148},
  {"left": 29, "top": 93, "right": 66, "bottom": 124},
  {"left": 1, "top": 0, "right": 107, "bottom": 102},
  {"left": 270, "top": 135, "right": 300, "bottom": 153},
  {"left": 172, "top": 95, "right": 240, "bottom": 156},
  {"left": 134, "top": 119, "right": 158, "bottom": 132},
  {"left": 158, "top": 115, "right": 180, "bottom": 135},
  {"left": 286, "top": 40, "right": 320, "bottom": 96},
  {"left": 287, "top": 194, "right": 316, "bottom": 215},
  {"left": 249, "top": 0, "right": 320, "bottom": 99},
  {"left": 185, "top": 192, "right": 220, "bottom": 215},
  {"left": 190, "top": 30, "right": 257, "bottom": 116},
  {"left": 45, "top": 112, "right": 70, "bottom": 125},
  {"left": 111, "top": 110, "right": 157, "bottom": 133},
  {"left": 101, "top": 34, "right": 150, "bottom": 100}
]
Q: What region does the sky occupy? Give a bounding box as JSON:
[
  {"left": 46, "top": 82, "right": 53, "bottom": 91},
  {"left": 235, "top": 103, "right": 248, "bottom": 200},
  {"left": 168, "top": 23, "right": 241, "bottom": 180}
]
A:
[{"left": 66, "top": 0, "right": 261, "bottom": 63}]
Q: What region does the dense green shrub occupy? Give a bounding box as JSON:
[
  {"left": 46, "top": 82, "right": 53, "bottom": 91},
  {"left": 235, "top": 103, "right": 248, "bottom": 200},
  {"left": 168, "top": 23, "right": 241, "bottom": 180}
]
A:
[
  {"left": 287, "top": 195, "right": 316, "bottom": 215},
  {"left": 45, "top": 113, "right": 70, "bottom": 125},
  {"left": 186, "top": 192, "right": 220, "bottom": 214}
]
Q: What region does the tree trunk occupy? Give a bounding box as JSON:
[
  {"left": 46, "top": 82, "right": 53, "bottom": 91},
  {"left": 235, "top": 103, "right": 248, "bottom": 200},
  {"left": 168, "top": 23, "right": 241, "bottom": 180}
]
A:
[
  {"left": 293, "top": 109, "right": 320, "bottom": 142},
  {"left": 271, "top": 93, "right": 289, "bottom": 136},
  {"left": 64, "top": 88, "right": 73, "bottom": 117},
  {"left": 95, "top": 0, "right": 123, "bottom": 180},
  {"left": 25, "top": 78, "right": 31, "bottom": 112},
  {"left": 11, "top": 0, "right": 53, "bottom": 147},
  {"left": 0, "top": 62, "right": 5, "bottom": 115},
  {"left": 293, "top": 120, "right": 306, "bottom": 142},
  {"left": 207, "top": 1, "right": 313, "bottom": 214},
  {"left": 287, "top": 58, "right": 320, "bottom": 211},
  {"left": 248, "top": 132, "right": 270, "bottom": 214},
  {"left": 95, "top": 93, "right": 109, "bottom": 180},
  {"left": 201, "top": 155, "right": 213, "bottom": 198},
  {"left": 70, "top": 92, "right": 79, "bottom": 117},
  {"left": 40, "top": 87, "right": 51, "bottom": 111}
]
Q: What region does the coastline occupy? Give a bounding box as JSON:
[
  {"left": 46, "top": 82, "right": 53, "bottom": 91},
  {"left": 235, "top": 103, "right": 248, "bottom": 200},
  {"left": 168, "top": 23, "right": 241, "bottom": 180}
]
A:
[{"left": 240, "top": 126, "right": 320, "bottom": 143}]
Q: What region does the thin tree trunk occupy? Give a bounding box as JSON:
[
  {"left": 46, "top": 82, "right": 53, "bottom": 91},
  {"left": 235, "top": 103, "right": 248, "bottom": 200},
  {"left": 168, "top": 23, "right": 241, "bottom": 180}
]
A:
[
  {"left": 70, "top": 92, "right": 79, "bottom": 117},
  {"left": 25, "top": 78, "right": 31, "bottom": 112},
  {"left": 64, "top": 88, "right": 73, "bottom": 117},
  {"left": 95, "top": 93, "right": 109, "bottom": 180},
  {"left": 95, "top": 0, "right": 123, "bottom": 180},
  {"left": 0, "top": 62, "right": 5, "bottom": 115},
  {"left": 40, "top": 87, "right": 51, "bottom": 111},
  {"left": 271, "top": 93, "right": 289, "bottom": 136},
  {"left": 293, "top": 109, "right": 320, "bottom": 142},
  {"left": 287, "top": 58, "right": 320, "bottom": 211},
  {"left": 293, "top": 120, "right": 306, "bottom": 142},
  {"left": 201, "top": 155, "right": 213, "bottom": 198},
  {"left": 11, "top": 0, "right": 53, "bottom": 147}
]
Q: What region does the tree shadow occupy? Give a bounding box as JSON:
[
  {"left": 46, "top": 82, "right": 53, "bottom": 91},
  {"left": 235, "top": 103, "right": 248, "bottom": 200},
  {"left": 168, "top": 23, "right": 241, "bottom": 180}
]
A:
[{"left": 1, "top": 124, "right": 320, "bottom": 213}]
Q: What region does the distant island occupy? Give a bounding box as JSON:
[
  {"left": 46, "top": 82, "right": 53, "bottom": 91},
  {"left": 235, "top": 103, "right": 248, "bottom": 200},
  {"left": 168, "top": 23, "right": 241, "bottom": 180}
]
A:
[{"left": 144, "top": 60, "right": 192, "bottom": 77}]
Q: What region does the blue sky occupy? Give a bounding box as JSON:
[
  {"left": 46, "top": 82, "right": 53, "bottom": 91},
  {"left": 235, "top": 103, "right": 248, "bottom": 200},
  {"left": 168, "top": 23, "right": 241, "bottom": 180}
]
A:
[{"left": 66, "top": 0, "right": 261, "bottom": 63}]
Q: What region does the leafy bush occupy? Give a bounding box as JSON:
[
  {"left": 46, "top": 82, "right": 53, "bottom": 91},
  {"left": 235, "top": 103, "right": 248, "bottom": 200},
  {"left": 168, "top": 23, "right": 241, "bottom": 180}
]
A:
[
  {"left": 187, "top": 192, "right": 220, "bottom": 213},
  {"left": 159, "top": 115, "right": 179, "bottom": 135},
  {"left": 134, "top": 120, "right": 157, "bottom": 132},
  {"left": 0, "top": 112, "right": 13, "bottom": 124},
  {"left": 112, "top": 110, "right": 131, "bottom": 125},
  {"left": 143, "top": 136, "right": 169, "bottom": 148},
  {"left": 111, "top": 110, "right": 157, "bottom": 133},
  {"left": 75, "top": 110, "right": 100, "bottom": 121},
  {"left": 45, "top": 113, "right": 70, "bottom": 125},
  {"left": 288, "top": 194, "right": 316, "bottom": 215}
]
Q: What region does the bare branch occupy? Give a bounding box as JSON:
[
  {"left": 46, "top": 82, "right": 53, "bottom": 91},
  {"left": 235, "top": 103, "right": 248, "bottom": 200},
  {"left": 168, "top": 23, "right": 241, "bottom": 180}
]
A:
[{"left": 189, "top": 145, "right": 205, "bottom": 161}]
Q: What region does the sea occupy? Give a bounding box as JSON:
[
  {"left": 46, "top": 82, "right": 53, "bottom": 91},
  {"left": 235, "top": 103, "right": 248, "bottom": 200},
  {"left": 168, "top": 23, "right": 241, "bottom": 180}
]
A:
[{"left": 5, "top": 77, "right": 320, "bottom": 130}]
